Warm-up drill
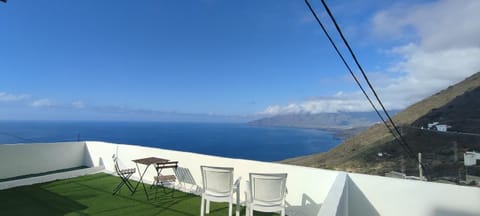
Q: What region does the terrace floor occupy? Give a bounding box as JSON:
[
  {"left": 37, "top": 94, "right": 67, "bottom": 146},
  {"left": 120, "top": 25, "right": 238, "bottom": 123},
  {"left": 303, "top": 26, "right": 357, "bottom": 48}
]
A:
[{"left": 0, "top": 173, "right": 278, "bottom": 216}]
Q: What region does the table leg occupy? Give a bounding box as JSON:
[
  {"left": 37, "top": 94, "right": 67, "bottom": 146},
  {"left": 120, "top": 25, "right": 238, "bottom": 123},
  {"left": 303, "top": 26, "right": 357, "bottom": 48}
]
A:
[{"left": 133, "top": 163, "right": 151, "bottom": 200}]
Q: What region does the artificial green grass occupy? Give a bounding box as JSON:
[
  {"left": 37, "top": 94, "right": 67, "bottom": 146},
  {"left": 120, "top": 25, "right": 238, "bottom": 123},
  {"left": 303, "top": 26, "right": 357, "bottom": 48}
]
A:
[{"left": 0, "top": 173, "right": 280, "bottom": 216}]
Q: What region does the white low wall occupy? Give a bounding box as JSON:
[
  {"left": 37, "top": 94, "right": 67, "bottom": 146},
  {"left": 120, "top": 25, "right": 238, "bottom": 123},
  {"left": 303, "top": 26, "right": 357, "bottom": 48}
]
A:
[
  {"left": 2, "top": 141, "right": 480, "bottom": 216},
  {"left": 317, "top": 173, "right": 348, "bottom": 216},
  {"left": 85, "top": 141, "right": 338, "bottom": 215},
  {"left": 0, "top": 166, "right": 104, "bottom": 190},
  {"left": 348, "top": 173, "right": 480, "bottom": 216},
  {"left": 0, "top": 142, "right": 87, "bottom": 180}
]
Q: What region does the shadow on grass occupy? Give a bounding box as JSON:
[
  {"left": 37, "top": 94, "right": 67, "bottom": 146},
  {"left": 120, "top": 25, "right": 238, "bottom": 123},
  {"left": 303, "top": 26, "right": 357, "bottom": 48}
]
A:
[{"left": 0, "top": 185, "right": 87, "bottom": 216}]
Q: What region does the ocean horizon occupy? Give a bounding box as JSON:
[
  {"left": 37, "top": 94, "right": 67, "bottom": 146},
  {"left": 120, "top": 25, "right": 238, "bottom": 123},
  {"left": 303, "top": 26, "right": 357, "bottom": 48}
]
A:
[{"left": 0, "top": 121, "right": 341, "bottom": 162}]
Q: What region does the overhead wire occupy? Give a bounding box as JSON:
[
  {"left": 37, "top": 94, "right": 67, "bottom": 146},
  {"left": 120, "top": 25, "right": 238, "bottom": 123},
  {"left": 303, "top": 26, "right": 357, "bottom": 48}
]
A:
[
  {"left": 304, "top": 0, "right": 429, "bottom": 178},
  {"left": 303, "top": 0, "right": 410, "bottom": 156},
  {"left": 318, "top": 0, "right": 415, "bottom": 155},
  {"left": 318, "top": 0, "right": 423, "bottom": 163}
]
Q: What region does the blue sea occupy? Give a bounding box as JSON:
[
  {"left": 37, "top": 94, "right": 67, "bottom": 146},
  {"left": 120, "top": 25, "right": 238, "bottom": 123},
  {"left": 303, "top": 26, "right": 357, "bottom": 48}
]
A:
[{"left": 0, "top": 121, "right": 341, "bottom": 162}]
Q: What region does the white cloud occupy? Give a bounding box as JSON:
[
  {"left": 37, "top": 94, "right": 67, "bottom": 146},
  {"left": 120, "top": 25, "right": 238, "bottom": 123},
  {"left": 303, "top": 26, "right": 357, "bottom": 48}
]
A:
[
  {"left": 71, "top": 100, "right": 86, "bottom": 109},
  {"left": 373, "top": 0, "right": 480, "bottom": 106},
  {"left": 259, "top": 97, "right": 370, "bottom": 115},
  {"left": 0, "top": 92, "right": 29, "bottom": 102},
  {"left": 259, "top": 93, "right": 374, "bottom": 115},
  {"left": 374, "top": 0, "right": 480, "bottom": 51},
  {"left": 373, "top": 0, "right": 480, "bottom": 54},
  {"left": 261, "top": 0, "right": 480, "bottom": 116},
  {"left": 30, "top": 98, "right": 54, "bottom": 108}
]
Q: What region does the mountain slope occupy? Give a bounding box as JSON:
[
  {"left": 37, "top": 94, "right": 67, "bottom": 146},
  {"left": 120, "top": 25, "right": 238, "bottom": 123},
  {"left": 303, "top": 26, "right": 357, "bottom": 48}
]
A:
[{"left": 282, "top": 72, "right": 480, "bottom": 178}]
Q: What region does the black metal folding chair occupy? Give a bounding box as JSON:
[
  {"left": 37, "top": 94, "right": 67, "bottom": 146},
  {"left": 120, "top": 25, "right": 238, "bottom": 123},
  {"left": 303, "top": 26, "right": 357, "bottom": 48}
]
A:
[
  {"left": 151, "top": 161, "right": 178, "bottom": 199},
  {"left": 112, "top": 154, "right": 136, "bottom": 195}
]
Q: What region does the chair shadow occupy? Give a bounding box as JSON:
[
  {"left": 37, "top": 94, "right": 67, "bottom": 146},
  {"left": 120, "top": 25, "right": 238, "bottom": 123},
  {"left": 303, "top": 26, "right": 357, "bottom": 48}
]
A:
[
  {"left": 174, "top": 167, "right": 200, "bottom": 193},
  {"left": 82, "top": 142, "right": 94, "bottom": 167},
  {"left": 286, "top": 193, "right": 322, "bottom": 216}
]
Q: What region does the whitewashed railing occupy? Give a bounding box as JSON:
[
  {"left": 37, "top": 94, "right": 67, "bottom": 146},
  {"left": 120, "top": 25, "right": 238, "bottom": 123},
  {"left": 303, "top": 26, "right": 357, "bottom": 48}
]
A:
[
  {"left": 1, "top": 141, "right": 480, "bottom": 216},
  {"left": 0, "top": 142, "right": 86, "bottom": 179}
]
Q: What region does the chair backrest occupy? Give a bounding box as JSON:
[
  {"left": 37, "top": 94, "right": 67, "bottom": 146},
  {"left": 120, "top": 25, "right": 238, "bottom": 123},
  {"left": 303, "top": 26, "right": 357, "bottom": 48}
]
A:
[
  {"left": 201, "top": 166, "right": 234, "bottom": 196},
  {"left": 112, "top": 154, "right": 121, "bottom": 174},
  {"left": 249, "top": 173, "right": 287, "bottom": 205}
]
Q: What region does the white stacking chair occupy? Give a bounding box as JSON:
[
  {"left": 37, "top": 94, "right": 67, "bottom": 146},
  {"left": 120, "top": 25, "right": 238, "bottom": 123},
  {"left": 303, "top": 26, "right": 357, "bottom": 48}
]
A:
[
  {"left": 200, "top": 166, "right": 241, "bottom": 216},
  {"left": 245, "top": 173, "right": 288, "bottom": 216}
]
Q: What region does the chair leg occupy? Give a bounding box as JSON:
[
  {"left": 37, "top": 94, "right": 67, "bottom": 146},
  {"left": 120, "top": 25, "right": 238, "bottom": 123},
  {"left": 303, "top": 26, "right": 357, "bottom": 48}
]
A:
[
  {"left": 206, "top": 200, "right": 210, "bottom": 214},
  {"left": 235, "top": 203, "right": 240, "bottom": 216},
  {"left": 113, "top": 173, "right": 134, "bottom": 195},
  {"left": 281, "top": 209, "right": 285, "bottom": 216},
  {"left": 122, "top": 173, "right": 135, "bottom": 193},
  {"left": 150, "top": 178, "right": 157, "bottom": 190},
  {"left": 113, "top": 180, "right": 125, "bottom": 195},
  {"left": 200, "top": 196, "right": 205, "bottom": 216},
  {"left": 228, "top": 201, "right": 232, "bottom": 216},
  {"left": 124, "top": 175, "right": 135, "bottom": 192}
]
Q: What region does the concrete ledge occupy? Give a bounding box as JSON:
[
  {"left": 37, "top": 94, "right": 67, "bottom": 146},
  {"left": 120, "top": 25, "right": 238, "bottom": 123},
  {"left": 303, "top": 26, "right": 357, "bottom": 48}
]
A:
[
  {"left": 317, "top": 173, "right": 348, "bottom": 216},
  {"left": 0, "top": 166, "right": 105, "bottom": 190}
]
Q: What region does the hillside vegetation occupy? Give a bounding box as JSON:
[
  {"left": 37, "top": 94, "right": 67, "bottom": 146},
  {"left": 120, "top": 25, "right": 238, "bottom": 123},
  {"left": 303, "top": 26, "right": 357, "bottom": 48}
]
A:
[{"left": 282, "top": 72, "right": 480, "bottom": 179}]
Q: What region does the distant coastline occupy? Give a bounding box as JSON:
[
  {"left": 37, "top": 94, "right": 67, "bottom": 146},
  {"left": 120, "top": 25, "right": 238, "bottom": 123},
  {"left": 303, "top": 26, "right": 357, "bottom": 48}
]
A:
[
  {"left": 247, "top": 112, "right": 380, "bottom": 140},
  {"left": 248, "top": 122, "right": 368, "bottom": 141},
  {"left": 0, "top": 121, "right": 340, "bottom": 162}
]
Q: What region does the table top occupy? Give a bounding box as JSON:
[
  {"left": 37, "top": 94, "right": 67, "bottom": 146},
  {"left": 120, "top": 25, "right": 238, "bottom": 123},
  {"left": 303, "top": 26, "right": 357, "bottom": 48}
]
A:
[{"left": 132, "top": 157, "right": 169, "bottom": 165}]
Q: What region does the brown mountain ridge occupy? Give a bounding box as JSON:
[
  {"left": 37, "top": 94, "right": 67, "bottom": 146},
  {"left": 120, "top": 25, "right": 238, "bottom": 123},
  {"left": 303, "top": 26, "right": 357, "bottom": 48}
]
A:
[{"left": 282, "top": 72, "right": 480, "bottom": 180}]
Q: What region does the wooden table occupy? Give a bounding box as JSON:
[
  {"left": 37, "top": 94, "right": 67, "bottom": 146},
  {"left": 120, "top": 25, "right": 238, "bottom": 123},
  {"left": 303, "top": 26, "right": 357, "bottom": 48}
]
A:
[{"left": 132, "top": 157, "right": 176, "bottom": 200}]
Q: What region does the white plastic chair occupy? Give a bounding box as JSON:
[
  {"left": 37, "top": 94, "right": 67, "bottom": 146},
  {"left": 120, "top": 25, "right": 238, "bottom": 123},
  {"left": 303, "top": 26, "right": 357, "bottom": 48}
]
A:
[
  {"left": 200, "top": 166, "right": 241, "bottom": 216},
  {"left": 246, "top": 173, "right": 288, "bottom": 216}
]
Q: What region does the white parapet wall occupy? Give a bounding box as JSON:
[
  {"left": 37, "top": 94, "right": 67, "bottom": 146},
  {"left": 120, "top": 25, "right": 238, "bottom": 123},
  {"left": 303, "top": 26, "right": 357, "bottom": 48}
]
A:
[
  {"left": 0, "top": 166, "right": 104, "bottom": 190},
  {"left": 84, "top": 141, "right": 480, "bottom": 216},
  {"left": 0, "top": 142, "right": 87, "bottom": 180},
  {"left": 2, "top": 141, "right": 480, "bottom": 216},
  {"left": 85, "top": 141, "right": 339, "bottom": 216},
  {"left": 348, "top": 173, "right": 480, "bottom": 216},
  {"left": 316, "top": 173, "right": 348, "bottom": 216}
]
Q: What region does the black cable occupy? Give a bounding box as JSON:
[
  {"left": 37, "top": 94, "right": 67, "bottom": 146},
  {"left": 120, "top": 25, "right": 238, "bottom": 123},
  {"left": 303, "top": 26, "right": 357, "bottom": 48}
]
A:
[
  {"left": 304, "top": 0, "right": 412, "bottom": 157},
  {"left": 304, "top": 0, "right": 430, "bottom": 178},
  {"left": 318, "top": 0, "right": 429, "bottom": 177},
  {"left": 319, "top": 0, "right": 414, "bottom": 153},
  {"left": 319, "top": 0, "right": 415, "bottom": 155}
]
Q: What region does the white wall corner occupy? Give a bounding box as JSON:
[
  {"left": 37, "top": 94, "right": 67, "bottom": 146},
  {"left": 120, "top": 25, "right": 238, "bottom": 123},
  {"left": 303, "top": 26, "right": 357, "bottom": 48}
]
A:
[{"left": 317, "top": 172, "right": 348, "bottom": 216}]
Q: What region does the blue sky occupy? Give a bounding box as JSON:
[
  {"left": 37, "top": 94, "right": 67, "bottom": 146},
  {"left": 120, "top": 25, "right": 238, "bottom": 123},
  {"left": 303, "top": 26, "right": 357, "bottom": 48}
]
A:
[{"left": 1, "top": 0, "right": 479, "bottom": 121}]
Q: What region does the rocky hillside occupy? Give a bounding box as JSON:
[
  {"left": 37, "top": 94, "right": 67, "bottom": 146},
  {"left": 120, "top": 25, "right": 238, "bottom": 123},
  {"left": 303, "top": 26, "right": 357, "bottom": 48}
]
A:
[{"left": 282, "top": 72, "right": 480, "bottom": 180}]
